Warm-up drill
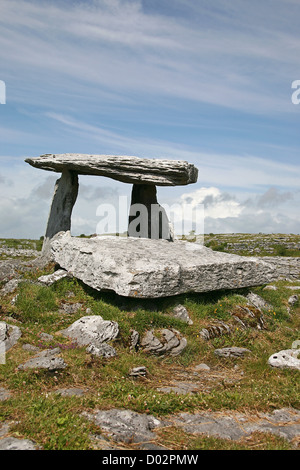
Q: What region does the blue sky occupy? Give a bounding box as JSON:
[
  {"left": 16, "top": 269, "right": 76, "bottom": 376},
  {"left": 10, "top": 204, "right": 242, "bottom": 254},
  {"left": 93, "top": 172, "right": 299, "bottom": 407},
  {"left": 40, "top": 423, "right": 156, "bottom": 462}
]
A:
[{"left": 0, "top": 0, "right": 299, "bottom": 238}]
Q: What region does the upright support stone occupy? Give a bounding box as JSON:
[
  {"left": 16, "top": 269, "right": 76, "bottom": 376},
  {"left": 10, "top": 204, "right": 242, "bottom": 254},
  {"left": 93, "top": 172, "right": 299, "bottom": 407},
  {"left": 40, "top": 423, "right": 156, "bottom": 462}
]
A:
[
  {"left": 42, "top": 170, "right": 79, "bottom": 259},
  {"left": 128, "top": 184, "right": 173, "bottom": 241}
]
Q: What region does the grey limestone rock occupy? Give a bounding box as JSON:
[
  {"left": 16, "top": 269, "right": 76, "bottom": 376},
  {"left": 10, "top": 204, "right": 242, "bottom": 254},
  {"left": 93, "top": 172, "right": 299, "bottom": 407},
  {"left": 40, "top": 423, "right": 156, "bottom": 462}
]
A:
[
  {"left": 39, "top": 332, "right": 54, "bottom": 342},
  {"left": 82, "top": 408, "right": 164, "bottom": 444},
  {"left": 86, "top": 343, "right": 117, "bottom": 358},
  {"left": 38, "top": 269, "right": 70, "bottom": 286},
  {"left": 51, "top": 232, "right": 277, "bottom": 298},
  {"left": 214, "top": 347, "right": 251, "bottom": 358},
  {"left": 157, "top": 381, "right": 200, "bottom": 395},
  {"left": 246, "top": 292, "right": 272, "bottom": 310},
  {"left": 0, "top": 321, "right": 22, "bottom": 352},
  {"left": 140, "top": 328, "right": 187, "bottom": 356},
  {"left": 17, "top": 348, "right": 67, "bottom": 371},
  {"left": 288, "top": 295, "right": 299, "bottom": 306},
  {"left": 199, "top": 321, "right": 231, "bottom": 341},
  {"left": 129, "top": 329, "right": 140, "bottom": 351},
  {"left": 0, "top": 279, "right": 21, "bottom": 295},
  {"left": 268, "top": 349, "right": 300, "bottom": 371},
  {"left": 0, "top": 437, "right": 39, "bottom": 450},
  {"left": 173, "top": 408, "right": 300, "bottom": 442},
  {"left": 25, "top": 153, "right": 198, "bottom": 186},
  {"left": 193, "top": 363, "right": 211, "bottom": 371},
  {"left": 129, "top": 366, "right": 147, "bottom": 377},
  {"left": 59, "top": 315, "right": 119, "bottom": 347},
  {"left": 59, "top": 302, "right": 83, "bottom": 315},
  {"left": 22, "top": 344, "right": 40, "bottom": 352},
  {"left": 171, "top": 304, "right": 193, "bottom": 325}
]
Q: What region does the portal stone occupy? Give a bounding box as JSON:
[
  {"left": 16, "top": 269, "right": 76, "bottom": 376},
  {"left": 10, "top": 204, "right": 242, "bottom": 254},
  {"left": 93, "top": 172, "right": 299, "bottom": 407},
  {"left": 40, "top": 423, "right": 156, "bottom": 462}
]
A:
[
  {"left": 128, "top": 184, "right": 172, "bottom": 240},
  {"left": 42, "top": 170, "right": 78, "bottom": 258}
]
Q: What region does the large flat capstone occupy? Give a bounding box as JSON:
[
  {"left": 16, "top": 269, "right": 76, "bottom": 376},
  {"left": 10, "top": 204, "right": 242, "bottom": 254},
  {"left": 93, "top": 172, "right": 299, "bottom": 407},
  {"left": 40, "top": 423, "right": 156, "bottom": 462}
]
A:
[
  {"left": 25, "top": 154, "right": 198, "bottom": 186},
  {"left": 51, "top": 232, "right": 277, "bottom": 298}
]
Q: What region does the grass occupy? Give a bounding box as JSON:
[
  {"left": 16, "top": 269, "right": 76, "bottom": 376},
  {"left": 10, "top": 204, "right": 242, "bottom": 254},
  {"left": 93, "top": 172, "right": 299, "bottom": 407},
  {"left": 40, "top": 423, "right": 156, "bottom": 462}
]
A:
[{"left": 0, "top": 236, "right": 299, "bottom": 450}]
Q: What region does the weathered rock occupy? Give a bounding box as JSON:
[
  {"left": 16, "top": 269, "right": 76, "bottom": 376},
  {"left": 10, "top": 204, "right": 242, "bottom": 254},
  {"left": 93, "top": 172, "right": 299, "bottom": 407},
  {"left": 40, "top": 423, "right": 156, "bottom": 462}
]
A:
[
  {"left": 260, "top": 256, "right": 300, "bottom": 281},
  {"left": 58, "top": 302, "right": 83, "bottom": 315},
  {"left": 0, "top": 387, "right": 11, "bottom": 401},
  {"left": 231, "top": 305, "right": 266, "bottom": 330},
  {"left": 59, "top": 315, "right": 119, "bottom": 347},
  {"left": 22, "top": 344, "right": 40, "bottom": 352},
  {"left": 129, "top": 366, "right": 147, "bottom": 377},
  {"left": 0, "top": 437, "right": 39, "bottom": 450},
  {"left": 214, "top": 347, "right": 251, "bottom": 358},
  {"left": 193, "top": 363, "right": 211, "bottom": 371},
  {"left": 39, "top": 332, "right": 54, "bottom": 342},
  {"left": 51, "top": 232, "right": 277, "bottom": 298},
  {"left": 268, "top": 349, "right": 300, "bottom": 371},
  {"left": 0, "top": 322, "right": 22, "bottom": 352},
  {"left": 199, "top": 321, "right": 231, "bottom": 341},
  {"left": 288, "top": 295, "right": 299, "bottom": 306},
  {"left": 86, "top": 343, "right": 117, "bottom": 358},
  {"left": 38, "top": 269, "right": 70, "bottom": 286},
  {"left": 0, "top": 279, "right": 21, "bottom": 295},
  {"left": 82, "top": 408, "right": 164, "bottom": 444},
  {"left": 129, "top": 329, "right": 140, "bottom": 352},
  {"left": 173, "top": 408, "right": 300, "bottom": 442},
  {"left": 140, "top": 329, "right": 187, "bottom": 356},
  {"left": 171, "top": 304, "right": 193, "bottom": 325},
  {"left": 17, "top": 348, "right": 67, "bottom": 371},
  {"left": 246, "top": 292, "right": 272, "bottom": 310},
  {"left": 25, "top": 154, "right": 198, "bottom": 186},
  {"left": 157, "top": 381, "right": 200, "bottom": 395}
]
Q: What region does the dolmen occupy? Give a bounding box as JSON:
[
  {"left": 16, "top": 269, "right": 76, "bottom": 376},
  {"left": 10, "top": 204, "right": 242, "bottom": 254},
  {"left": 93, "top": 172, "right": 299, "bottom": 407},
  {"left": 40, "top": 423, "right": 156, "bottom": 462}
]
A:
[{"left": 25, "top": 153, "right": 276, "bottom": 298}]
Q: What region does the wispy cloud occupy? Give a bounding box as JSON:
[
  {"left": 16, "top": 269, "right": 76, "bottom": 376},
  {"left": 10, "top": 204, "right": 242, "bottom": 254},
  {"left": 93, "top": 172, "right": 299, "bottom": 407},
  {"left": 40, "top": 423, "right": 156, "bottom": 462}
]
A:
[{"left": 1, "top": 0, "right": 299, "bottom": 113}]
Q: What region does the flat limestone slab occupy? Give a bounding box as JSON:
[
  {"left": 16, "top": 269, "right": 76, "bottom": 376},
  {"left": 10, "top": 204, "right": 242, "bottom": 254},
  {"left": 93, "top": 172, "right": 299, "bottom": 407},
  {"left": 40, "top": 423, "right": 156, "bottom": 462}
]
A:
[
  {"left": 51, "top": 232, "right": 277, "bottom": 298},
  {"left": 25, "top": 154, "right": 198, "bottom": 186}
]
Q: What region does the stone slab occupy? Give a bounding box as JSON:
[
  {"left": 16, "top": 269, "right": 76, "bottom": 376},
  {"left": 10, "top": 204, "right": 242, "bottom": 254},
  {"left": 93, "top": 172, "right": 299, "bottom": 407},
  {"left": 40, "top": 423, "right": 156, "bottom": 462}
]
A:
[
  {"left": 25, "top": 153, "right": 198, "bottom": 186},
  {"left": 51, "top": 232, "right": 277, "bottom": 298}
]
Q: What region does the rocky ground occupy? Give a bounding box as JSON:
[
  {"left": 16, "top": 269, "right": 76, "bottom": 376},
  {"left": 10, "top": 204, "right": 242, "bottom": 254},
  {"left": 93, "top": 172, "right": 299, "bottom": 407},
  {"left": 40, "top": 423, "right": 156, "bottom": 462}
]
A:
[{"left": 0, "top": 235, "right": 299, "bottom": 451}]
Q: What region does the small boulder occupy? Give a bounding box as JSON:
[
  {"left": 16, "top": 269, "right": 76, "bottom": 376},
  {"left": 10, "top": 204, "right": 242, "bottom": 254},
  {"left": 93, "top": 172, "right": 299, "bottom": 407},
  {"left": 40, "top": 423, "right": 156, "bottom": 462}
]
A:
[
  {"left": 59, "top": 315, "right": 119, "bottom": 348},
  {"left": 268, "top": 349, "right": 300, "bottom": 371},
  {"left": 171, "top": 304, "right": 193, "bottom": 325},
  {"left": 288, "top": 295, "right": 298, "bottom": 306},
  {"left": 0, "top": 279, "right": 21, "bottom": 295},
  {"left": 0, "top": 321, "right": 22, "bottom": 352},
  {"left": 140, "top": 329, "right": 187, "bottom": 356},
  {"left": 0, "top": 437, "right": 39, "bottom": 450},
  {"left": 38, "top": 269, "right": 70, "bottom": 286},
  {"left": 86, "top": 343, "right": 117, "bottom": 358},
  {"left": 17, "top": 348, "right": 67, "bottom": 371},
  {"left": 129, "top": 366, "right": 147, "bottom": 377},
  {"left": 214, "top": 347, "right": 251, "bottom": 358},
  {"left": 246, "top": 292, "right": 272, "bottom": 310}
]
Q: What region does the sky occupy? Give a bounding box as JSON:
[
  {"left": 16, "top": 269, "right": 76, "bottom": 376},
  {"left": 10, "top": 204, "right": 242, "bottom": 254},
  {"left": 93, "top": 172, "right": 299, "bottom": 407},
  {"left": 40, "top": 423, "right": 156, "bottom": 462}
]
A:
[{"left": 0, "top": 0, "right": 299, "bottom": 239}]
